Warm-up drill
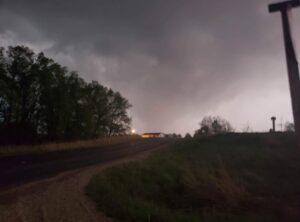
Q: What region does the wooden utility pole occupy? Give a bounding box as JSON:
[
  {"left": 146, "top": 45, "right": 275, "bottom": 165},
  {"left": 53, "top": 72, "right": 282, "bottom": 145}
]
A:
[{"left": 269, "top": 0, "right": 300, "bottom": 145}]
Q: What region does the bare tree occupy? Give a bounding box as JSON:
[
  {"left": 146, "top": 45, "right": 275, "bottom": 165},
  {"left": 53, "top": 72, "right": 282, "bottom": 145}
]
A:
[
  {"left": 284, "top": 121, "right": 295, "bottom": 132},
  {"left": 242, "top": 122, "right": 253, "bottom": 133}
]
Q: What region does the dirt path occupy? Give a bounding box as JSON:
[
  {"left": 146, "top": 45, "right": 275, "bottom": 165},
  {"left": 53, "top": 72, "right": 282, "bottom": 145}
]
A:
[{"left": 0, "top": 144, "right": 167, "bottom": 222}]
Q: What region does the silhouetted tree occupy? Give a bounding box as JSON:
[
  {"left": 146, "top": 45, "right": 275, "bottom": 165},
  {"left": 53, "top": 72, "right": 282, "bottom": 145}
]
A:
[
  {"left": 242, "top": 122, "right": 253, "bottom": 133},
  {"left": 0, "top": 46, "right": 39, "bottom": 142},
  {"left": 184, "top": 133, "right": 192, "bottom": 139},
  {"left": 35, "top": 53, "right": 71, "bottom": 139},
  {"left": 284, "top": 121, "right": 295, "bottom": 132},
  {"left": 194, "top": 116, "right": 233, "bottom": 137},
  {"left": 84, "top": 81, "right": 110, "bottom": 137},
  {"left": 105, "top": 90, "right": 131, "bottom": 136},
  {"left": 0, "top": 45, "right": 132, "bottom": 144}
]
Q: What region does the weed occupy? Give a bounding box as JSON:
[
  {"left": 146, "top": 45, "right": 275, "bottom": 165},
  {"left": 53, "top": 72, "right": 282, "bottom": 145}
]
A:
[{"left": 86, "top": 133, "right": 300, "bottom": 222}]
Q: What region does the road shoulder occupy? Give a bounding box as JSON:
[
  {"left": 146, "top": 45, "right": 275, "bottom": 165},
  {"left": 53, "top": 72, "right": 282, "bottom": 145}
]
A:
[{"left": 0, "top": 144, "right": 168, "bottom": 222}]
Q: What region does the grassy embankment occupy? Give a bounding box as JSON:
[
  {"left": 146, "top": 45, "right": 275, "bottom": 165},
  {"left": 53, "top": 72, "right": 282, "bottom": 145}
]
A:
[
  {"left": 0, "top": 135, "right": 141, "bottom": 156},
  {"left": 86, "top": 133, "right": 300, "bottom": 222}
]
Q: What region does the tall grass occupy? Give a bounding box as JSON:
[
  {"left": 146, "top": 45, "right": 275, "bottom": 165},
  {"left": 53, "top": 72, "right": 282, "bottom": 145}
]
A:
[
  {"left": 86, "top": 133, "right": 300, "bottom": 222},
  {"left": 0, "top": 135, "right": 141, "bottom": 156}
]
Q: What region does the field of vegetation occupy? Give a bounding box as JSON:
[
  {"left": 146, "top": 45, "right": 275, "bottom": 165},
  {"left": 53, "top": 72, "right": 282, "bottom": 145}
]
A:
[
  {"left": 0, "top": 135, "right": 141, "bottom": 156},
  {"left": 86, "top": 133, "right": 300, "bottom": 222}
]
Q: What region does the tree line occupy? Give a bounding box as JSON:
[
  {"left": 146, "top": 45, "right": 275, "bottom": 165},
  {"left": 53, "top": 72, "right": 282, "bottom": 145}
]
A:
[
  {"left": 190, "top": 116, "right": 294, "bottom": 138},
  {"left": 0, "top": 45, "right": 131, "bottom": 144}
]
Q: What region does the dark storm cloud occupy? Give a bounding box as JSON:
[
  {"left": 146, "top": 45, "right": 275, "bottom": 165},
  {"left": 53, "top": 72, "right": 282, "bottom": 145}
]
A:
[{"left": 0, "top": 0, "right": 295, "bottom": 133}]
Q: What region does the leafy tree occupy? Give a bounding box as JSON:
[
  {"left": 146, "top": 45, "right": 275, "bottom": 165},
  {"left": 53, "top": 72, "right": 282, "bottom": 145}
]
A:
[
  {"left": 105, "top": 90, "right": 132, "bottom": 136},
  {"left": 84, "top": 81, "right": 110, "bottom": 137},
  {"left": 0, "top": 46, "right": 39, "bottom": 142},
  {"left": 194, "top": 116, "right": 233, "bottom": 137},
  {"left": 0, "top": 45, "right": 132, "bottom": 144},
  {"left": 184, "top": 133, "right": 192, "bottom": 139},
  {"left": 35, "top": 53, "right": 71, "bottom": 139}
]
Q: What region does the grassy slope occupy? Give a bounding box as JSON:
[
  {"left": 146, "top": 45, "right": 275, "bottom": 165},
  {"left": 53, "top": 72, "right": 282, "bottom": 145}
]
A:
[{"left": 86, "top": 133, "right": 300, "bottom": 222}]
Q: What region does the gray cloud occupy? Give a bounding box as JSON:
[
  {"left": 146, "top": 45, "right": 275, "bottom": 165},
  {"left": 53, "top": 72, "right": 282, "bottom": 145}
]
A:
[{"left": 0, "top": 0, "right": 297, "bottom": 134}]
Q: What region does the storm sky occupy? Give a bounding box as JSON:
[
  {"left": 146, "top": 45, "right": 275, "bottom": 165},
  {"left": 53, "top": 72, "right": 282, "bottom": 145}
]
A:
[{"left": 1, "top": 0, "right": 299, "bottom": 135}]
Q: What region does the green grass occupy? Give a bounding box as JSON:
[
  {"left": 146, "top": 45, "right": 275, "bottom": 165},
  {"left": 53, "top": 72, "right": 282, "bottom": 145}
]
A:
[{"left": 86, "top": 133, "right": 300, "bottom": 222}]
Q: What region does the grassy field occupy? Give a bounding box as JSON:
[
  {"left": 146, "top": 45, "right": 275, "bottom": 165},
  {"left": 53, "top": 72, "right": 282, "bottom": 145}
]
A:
[
  {"left": 86, "top": 133, "right": 300, "bottom": 222},
  {"left": 0, "top": 135, "right": 141, "bottom": 156}
]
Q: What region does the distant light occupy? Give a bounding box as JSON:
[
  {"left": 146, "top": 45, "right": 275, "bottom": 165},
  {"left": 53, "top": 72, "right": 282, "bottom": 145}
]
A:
[{"left": 131, "top": 129, "right": 136, "bottom": 134}]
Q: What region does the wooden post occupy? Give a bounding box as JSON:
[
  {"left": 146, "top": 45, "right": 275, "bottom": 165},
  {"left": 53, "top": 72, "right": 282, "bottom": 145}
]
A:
[{"left": 269, "top": 0, "right": 300, "bottom": 146}]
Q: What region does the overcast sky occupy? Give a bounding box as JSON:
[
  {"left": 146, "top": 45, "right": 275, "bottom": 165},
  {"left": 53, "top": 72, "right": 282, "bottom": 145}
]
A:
[{"left": 1, "top": 0, "right": 299, "bottom": 135}]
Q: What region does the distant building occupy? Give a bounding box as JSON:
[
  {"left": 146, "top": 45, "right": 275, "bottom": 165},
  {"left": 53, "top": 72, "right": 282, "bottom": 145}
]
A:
[
  {"left": 165, "top": 133, "right": 182, "bottom": 138},
  {"left": 142, "top": 133, "right": 165, "bottom": 138}
]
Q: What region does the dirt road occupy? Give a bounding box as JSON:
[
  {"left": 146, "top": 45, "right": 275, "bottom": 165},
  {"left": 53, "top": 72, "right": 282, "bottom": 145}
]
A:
[{"left": 0, "top": 138, "right": 172, "bottom": 222}]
